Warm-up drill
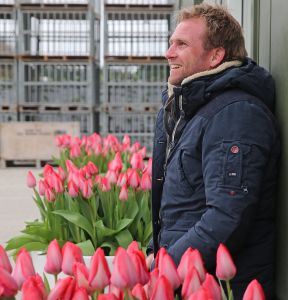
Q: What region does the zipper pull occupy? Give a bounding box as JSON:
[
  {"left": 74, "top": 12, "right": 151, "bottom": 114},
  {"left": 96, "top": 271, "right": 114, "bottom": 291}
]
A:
[{"left": 242, "top": 185, "right": 248, "bottom": 193}]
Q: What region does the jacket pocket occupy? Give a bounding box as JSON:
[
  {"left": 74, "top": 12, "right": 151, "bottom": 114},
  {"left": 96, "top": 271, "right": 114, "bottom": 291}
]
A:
[{"left": 219, "top": 141, "right": 251, "bottom": 188}]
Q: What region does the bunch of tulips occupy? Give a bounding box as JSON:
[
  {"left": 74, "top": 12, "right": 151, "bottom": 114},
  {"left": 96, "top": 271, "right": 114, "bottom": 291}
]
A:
[
  {"left": 6, "top": 133, "right": 152, "bottom": 256},
  {"left": 0, "top": 240, "right": 265, "bottom": 300}
]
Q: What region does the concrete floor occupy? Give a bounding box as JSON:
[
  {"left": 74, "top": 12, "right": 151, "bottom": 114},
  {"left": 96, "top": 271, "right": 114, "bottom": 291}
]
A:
[{"left": 0, "top": 167, "right": 40, "bottom": 246}]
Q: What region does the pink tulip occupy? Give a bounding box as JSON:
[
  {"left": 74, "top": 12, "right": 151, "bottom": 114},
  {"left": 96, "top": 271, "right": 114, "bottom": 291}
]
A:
[
  {"left": 22, "top": 274, "right": 47, "bottom": 300},
  {"left": 140, "top": 171, "right": 152, "bottom": 191},
  {"left": 145, "top": 158, "right": 152, "bottom": 176},
  {"left": 139, "top": 146, "right": 147, "bottom": 158},
  {"left": 89, "top": 247, "right": 111, "bottom": 290},
  {"left": 38, "top": 179, "right": 47, "bottom": 196},
  {"left": 44, "top": 239, "right": 62, "bottom": 275},
  {"left": 70, "top": 143, "right": 81, "bottom": 158},
  {"left": 45, "top": 188, "right": 55, "bottom": 202},
  {"left": 216, "top": 244, "right": 237, "bottom": 281},
  {"left": 132, "top": 283, "right": 148, "bottom": 300},
  {"left": 26, "top": 170, "right": 36, "bottom": 188},
  {"left": 12, "top": 248, "right": 35, "bottom": 288},
  {"left": 108, "top": 152, "right": 123, "bottom": 173},
  {"left": 73, "top": 262, "right": 91, "bottom": 293},
  {"left": 0, "top": 267, "right": 18, "bottom": 297},
  {"left": 117, "top": 173, "right": 128, "bottom": 187},
  {"left": 110, "top": 247, "right": 137, "bottom": 290},
  {"left": 87, "top": 161, "right": 98, "bottom": 176},
  {"left": 43, "top": 164, "right": 54, "bottom": 177},
  {"left": 57, "top": 166, "right": 66, "bottom": 181},
  {"left": 145, "top": 268, "right": 159, "bottom": 299},
  {"left": 127, "top": 241, "right": 150, "bottom": 285},
  {"left": 0, "top": 245, "right": 12, "bottom": 273},
  {"left": 128, "top": 169, "right": 140, "bottom": 189},
  {"left": 68, "top": 180, "right": 79, "bottom": 198},
  {"left": 150, "top": 275, "right": 174, "bottom": 300},
  {"left": 202, "top": 273, "right": 222, "bottom": 300},
  {"left": 81, "top": 180, "right": 93, "bottom": 199},
  {"left": 130, "top": 152, "right": 144, "bottom": 170},
  {"left": 182, "top": 267, "right": 201, "bottom": 300},
  {"left": 71, "top": 287, "right": 89, "bottom": 300},
  {"left": 61, "top": 242, "right": 84, "bottom": 276},
  {"left": 66, "top": 159, "right": 78, "bottom": 173},
  {"left": 187, "top": 286, "right": 211, "bottom": 300},
  {"left": 105, "top": 170, "right": 118, "bottom": 185},
  {"left": 178, "top": 248, "right": 206, "bottom": 283},
  {"left": 98, "top": 293, "right": 119, "bottom": 300},
  {"left": 122, "top": 134, "right": 131, "bottom": 148},
  {"left": 47, "top": 277, "right": 76, "bottom": 300},
  {"left": 156, "top": 248, "right": 181, "bottom": 290},
  {"left": 108, "top": 283, "right": 124, "bottom": 299},
  {"left": 130, "top": 142, "right": 141, "bottom": 153},
  {"left": 119, "top": 185, "right": 129, "bottom": 201},
  {"left": 99, "top": 177, "right": 111, "bottom": 192},
  {"left": 93, "top": 143, "right": 102, "bottom": 156},
  {"left": 243, "top": 279, "right": 266, "bottom": 300}
]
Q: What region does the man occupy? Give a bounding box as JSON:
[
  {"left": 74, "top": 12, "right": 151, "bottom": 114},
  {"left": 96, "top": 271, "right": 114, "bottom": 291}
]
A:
[{"left": 146, "top": 3, "right": 279, "bottom": 299}]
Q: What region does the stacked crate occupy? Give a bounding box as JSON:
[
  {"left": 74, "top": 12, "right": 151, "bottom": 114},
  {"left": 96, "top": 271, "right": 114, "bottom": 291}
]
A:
[
  {"left": 0, "top": 3, "right": 17, "bottom": 122},
  {"left": 17, "top": 0, "right": 100, "bottom": 136},
  {"left": 0, "top": 0, "right": 100, "bottom": 136},
  {"left": 102, "top": 0, "right": 174, "bottom": 153}
]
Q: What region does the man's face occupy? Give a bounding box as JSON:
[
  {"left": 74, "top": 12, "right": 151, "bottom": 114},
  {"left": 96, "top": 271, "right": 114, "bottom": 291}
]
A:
[{"left": 166, "top": 18, "right": 214, "bottom": 86}]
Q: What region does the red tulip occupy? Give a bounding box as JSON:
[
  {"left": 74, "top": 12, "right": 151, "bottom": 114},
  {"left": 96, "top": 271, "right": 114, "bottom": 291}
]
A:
[
  {"left": 61, "top": 242, "right": 84, "bottom": 276},
  {"left": 38, "top": 179, "right": 47, "bottom": 196},
  {"left": 26, "top": 170, "right": 36, "bottom": 188},
  {"left": 22, "top": 274, "right": 47, "bottom": 300},
  {"left": 81, "top": 179, "right": 93, "bottom": 199},
  {"left": 117, "top": 173, "right": 128, "bottom": 187},
  {"left": 110, "top": 247, "right": 137, "bottom": 290},
  {"left": 89, "top": 247, "right": 111, "bottom": 290},
  {"left": 140, "top": 171, "right": 152, "bottom": 191},
  {"left": 47, "top": 277, "right": 76, "bottom": 300},
  {"left": 181, "top": 267, "right": 201, "bottom": 300},
  {"left": 43, "top": 164, "right": 54, "bottom": 177},
  {"left": 130, "top": 142, "right": 141, "bottom": 153},
  {"left": 99, "top": 177, "right": 111, "bottom": 192},
  {"left": 108, "top": 152, "right": 123, "bottom": 173},
  {"left": 243, "top": 279, "right": 266, "bottom": 300},
  {"left": 108, "top": 283, "right": 124, "bottom": 299},
  {"left": 131, "top": 283, "right": 148, "bottom": 300},
  {"left": 45, "top": 188, "right": 55, "bottom": 202},
  {"left": 71, "top": 287, "right": 89, "bottom": 300},
  {"left": 12, "top": 248, "right": 35, "bottom": 288},
  {"left": 202, "top": 273, "right": 222, "bottom": 300},
  {"left": 150, "top": 275, "right": 174, "bottom": 300},
  {"left": 156, "top": 248, "right": 181, "bottom": 290},
  {"left": 0, "top": 267, "right": 18, "bottom": 297},
  {"left": 0, "top": 245, "right": 12, "bottom": 273},
  {"left": 57, "top": 166, "right": 66, "bottom": 181},
  {"left": 145, "top": 268, "right": 159, "bottom": 299},
  {"left": 87, "top": 161, "right": 98, "bottom": 176},
  {"left": 122, "top": 134, "right": 131, "bottom": 148},
  {"left": 119, "top": 185, "right": 129, "bottom": 201},
  {"left": 44, "top": 239, "right": 62, "bottom": 275},
  {"left": 73, "top": 262, "right": 91, "bottom": 293},
  {"left": 216, "top": 244, "right": 236, "bottom": 281}
]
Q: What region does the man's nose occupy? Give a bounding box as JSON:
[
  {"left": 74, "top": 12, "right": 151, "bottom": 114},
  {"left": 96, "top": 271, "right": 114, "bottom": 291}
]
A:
[{"left": 165, "top": 44, "right": 176, "bottom": 59}]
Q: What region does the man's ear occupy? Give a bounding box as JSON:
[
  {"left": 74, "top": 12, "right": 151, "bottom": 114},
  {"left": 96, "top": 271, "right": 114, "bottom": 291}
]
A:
[{"left": 210, "top": 47, "right": 225, "bottom": 68}]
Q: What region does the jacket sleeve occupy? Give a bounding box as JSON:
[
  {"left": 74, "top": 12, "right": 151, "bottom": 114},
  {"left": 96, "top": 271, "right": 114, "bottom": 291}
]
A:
[{"left": 166, "top": 101, "right": 279, "bottom": 268}]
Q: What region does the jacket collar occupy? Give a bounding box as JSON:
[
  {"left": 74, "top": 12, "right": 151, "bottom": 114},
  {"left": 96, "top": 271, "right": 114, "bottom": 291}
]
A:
[{"left": 167, "top": 60, "right": 242, "bottom": 98}]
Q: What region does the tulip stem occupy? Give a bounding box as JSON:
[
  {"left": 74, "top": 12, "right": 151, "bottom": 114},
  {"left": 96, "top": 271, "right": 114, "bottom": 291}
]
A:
[
  {"left": 54, "top": 273, "right": 58, "bottom": 284},
  {"left": 225, "top": 280, "right": 234, "bottom": 300}
]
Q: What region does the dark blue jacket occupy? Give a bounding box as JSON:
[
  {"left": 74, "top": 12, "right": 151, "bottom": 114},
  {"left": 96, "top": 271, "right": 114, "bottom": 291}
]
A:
[{"left": 148, "top": 59, "right": 280, "bottom": 299}]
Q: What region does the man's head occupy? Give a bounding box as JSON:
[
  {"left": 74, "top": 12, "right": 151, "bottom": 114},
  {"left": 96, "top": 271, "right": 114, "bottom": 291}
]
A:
[{"left": 166, "top": 3, "right": 247, "bottom": 85}]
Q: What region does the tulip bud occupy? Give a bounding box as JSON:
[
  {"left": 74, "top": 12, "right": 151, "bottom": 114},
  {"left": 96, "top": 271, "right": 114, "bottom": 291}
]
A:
[
  {"left": 216, "top": 244, "right": 237, "bottom": 281},
  {"left": 22, "top": 274, "right": 47, "bottom": 300},
  {"left": 44, "top": 239, "right": 62, "bottom": 275},
  {"left": 0, "top": 267, "right": 18, "bottom": 297},
  {"left": 61, "top": 242, "right": 84, "bottom": 276},
  {"left": 243, "top": 279, "right": 266, "bottom": 300},
  {"left": 0, "top": 245, "right": 12, "bottom": 273},
  {"left": 119, "top": 185, "right": 128, "bottom": 201},
  {"left": 26, "top": 170, "right": 36, "bottom": 188},
  {"left": 150, "top": 275, "right": 174, "bottom": 300}
]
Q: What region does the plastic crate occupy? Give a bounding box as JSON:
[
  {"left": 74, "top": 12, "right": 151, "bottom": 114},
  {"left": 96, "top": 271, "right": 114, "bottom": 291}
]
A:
[
  {"left": 18, "top": 60, "right": 99, "bottom": 107},
  {"left": 0, "top": 60, "right": 17, "bottom": 107},
  {"left": 18, "top": 9, "right": 99, "bottom": 57},
  {"left": 0, "top": 112, "right": 17, "bottom": 122},
  {"left": 0, "top": 9, "right": 17, "bottom": 56},
  {"left": 105, "top": 10, "right": 173, "bottom": 57}
]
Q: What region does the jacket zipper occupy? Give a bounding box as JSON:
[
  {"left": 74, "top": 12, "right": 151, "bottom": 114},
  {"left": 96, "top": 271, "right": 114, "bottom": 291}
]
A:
[{"left": 164, "top": 95, "right": 184, "bottom": 176}]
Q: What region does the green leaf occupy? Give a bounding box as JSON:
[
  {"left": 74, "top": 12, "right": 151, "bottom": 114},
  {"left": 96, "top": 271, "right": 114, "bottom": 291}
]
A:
[
  {"left": 116, "top": 218, "right": 134, "bottom": 231},
  {"left": 5, "top": 233, "right": 47, "bottom": 251},
  {"left": 15, "top": 241, "right": 48, "bottom": 253},
  {"left": 115, "top": 229, "right": 133, "bottom": 249},
  {"left": 76, "top": 240, "right": 95, "bottom": 256},
  {"left": 52, "top": 210, "right": 94, "bottom": 239},
  {"left": 43, "top": 273, "right": 51, "bottom": 293},
  {"left": 94, "top": 220, "right": 116, "bottom": 238},
  {"left": 22, "top": 223, "right": 55, "bottom": 242},
  {"left": 142, "top": 222, "right": 153, "bottom": 245},
  {"left": 100, "top": 241, "right": 118, "bottom": 256}
]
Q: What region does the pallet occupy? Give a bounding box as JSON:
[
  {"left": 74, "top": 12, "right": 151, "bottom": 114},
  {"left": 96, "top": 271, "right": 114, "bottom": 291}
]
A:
[
  {"left": 0, "top": 159, "right": 56, "bottom": 169},
  {"left": 104, "top": 55, "right": 166, "bottom": 63},
  {"left": 18, "top": 104, "right": 93, "bottom": 113}
]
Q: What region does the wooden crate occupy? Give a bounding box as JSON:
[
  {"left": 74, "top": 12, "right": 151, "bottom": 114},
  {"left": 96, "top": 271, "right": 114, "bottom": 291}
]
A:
[{"left": 0, "top": 122, "right": 80, "bottom": 167}]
